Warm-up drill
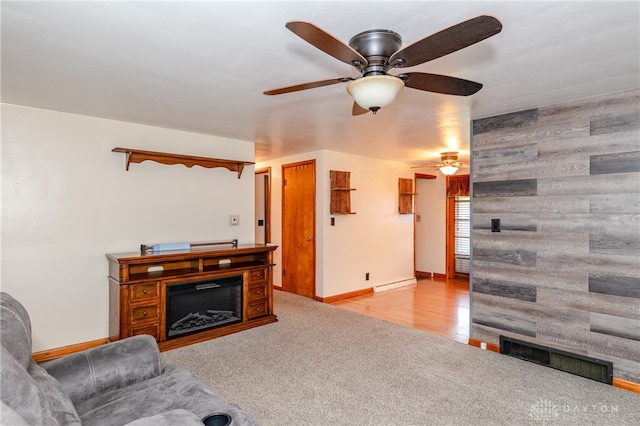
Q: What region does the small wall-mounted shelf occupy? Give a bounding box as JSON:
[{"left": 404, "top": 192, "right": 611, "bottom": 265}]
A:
[
  {"left": 399, "top": 178, "right": 416, "bottom": 214},
  {"left": 112, "top": 147, "right": 254, "bottom": 178},
  {"left": 330, "top": 170, "right": 356, "bottom": 215}
]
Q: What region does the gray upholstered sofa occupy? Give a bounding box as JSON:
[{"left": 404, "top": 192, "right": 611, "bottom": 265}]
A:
[{"left": 0, "top": 291, "right": 257, "bottom": 425}]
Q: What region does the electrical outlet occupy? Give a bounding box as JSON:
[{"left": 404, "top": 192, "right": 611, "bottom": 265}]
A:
[
  {"left": 366, "top": 272, "right": 370, "bottom": 281},
  {"left": 229, "top": 215, "right": 240, "bottom": 226}
]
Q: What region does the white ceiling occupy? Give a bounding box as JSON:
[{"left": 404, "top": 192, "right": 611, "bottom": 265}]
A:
[{"left": 2, "top": 1, "right": 638, "bottom": 168}]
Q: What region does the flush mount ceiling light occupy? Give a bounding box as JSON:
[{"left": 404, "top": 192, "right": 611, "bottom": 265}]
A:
[
  {"left": 438, "top": 152, "right": 463, "bottom": 176},
  {"left": 346, "top": 75, "right": 404, "bottom": 114}
]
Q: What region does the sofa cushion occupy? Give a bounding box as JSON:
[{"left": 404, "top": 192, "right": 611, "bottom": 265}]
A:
[
  {"left": 1, "top": 345, "right": 81, "bottom": 425},
  {"left": 0, "top": 401, "right": 30, "bottom": 425},
  {"left": 1, "top": 345, "right": 58, "bottom": 425},
  {"left": 0, "top": 292, "right": 32, "bottom": 368},
  {"left": 28, "top": 359, "right": 82, "bottom": 425},
  {"left": 75, "top": 364, "right": 257, "bottom": 426}
]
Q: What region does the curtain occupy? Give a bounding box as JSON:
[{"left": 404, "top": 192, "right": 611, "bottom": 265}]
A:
[{"left": 447, "top": 175, "right": 470, "bottom": 197}]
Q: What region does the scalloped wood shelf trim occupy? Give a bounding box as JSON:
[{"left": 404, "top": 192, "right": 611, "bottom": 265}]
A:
[{"left": 112, "top": 147, "right": 254, "bottom": 178}]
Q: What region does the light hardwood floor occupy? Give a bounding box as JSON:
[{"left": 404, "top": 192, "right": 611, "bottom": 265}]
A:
[{"left": 329, "top": 277, "right": 470, "bottom": 343}]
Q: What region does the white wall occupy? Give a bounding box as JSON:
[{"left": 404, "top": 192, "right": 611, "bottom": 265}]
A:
[
  {"left": 322, "top": 151, "right": 416, "bottom": 295},
  {"left": 1, "top": 104, "right": 255, "bottom": 351},
  {"left": 415, "top": 175, "right": 447, "bottom": 274},
  {"left": 258, "top": 150, "right": 416, "bottom": 298}
]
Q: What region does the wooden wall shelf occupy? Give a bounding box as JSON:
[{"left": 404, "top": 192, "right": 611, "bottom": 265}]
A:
[
  {"left": 112, "top": 147, "right": 254, "bottom": 178},
  {"left": 399, "top": 178, "right": 416, "bottom": 214},
  {"left": 330, "top": 170, "right": 356, "bottom": 214}
]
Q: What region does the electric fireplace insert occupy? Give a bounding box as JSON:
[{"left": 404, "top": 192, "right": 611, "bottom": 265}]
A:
[{"left": 166, "top": 275, "right": 243, "bottom": 339}]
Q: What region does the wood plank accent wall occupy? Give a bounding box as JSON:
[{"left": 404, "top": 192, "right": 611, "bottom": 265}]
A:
[{"left": 471, "top": 88, "right": 640, "bottom": 383}]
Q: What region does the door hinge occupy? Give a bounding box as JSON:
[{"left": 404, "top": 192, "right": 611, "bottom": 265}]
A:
[{"left": 283, "top": 179, "right": 287, "bottom": 186}]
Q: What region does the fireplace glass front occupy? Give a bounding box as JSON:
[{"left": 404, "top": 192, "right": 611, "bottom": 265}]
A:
[{"left": 166, "top": 275, "right": 242, "bottom": 339}]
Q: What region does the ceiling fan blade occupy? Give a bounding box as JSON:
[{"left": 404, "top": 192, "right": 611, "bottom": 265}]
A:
[
  {"left": 286, "top": 21, "right": 367, "bottom": 68},
  {"left": 263, "top": 78, "right": 350, "bottom": 95},
  {"left": 388, "top": 15, "right": 502, "bottom": 69},
  {"left": 352, "top": 102, "right": 370, "bottom": 116},
  {"left": 410, "top": 165, "right": 439, "bottom": 169},
  {"left": 402, "top": 72, "right": 482, "bottom": 96}
]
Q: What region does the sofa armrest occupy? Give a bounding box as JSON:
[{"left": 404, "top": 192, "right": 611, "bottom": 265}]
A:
[
  {"left": 42, "top": 335, "right": 162, "bottom": 403},
  {"left": 124, "top": 409, "right": 204, "bottom": 426}
]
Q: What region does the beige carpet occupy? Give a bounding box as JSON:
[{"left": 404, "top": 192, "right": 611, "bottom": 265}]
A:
[{"left": 162, "top": 290, "right": 639, "bottom": 425}]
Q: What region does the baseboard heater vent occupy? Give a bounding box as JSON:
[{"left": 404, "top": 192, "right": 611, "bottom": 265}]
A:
[{"left": 499, "top": 336, "right": 613, "bottom": 385}]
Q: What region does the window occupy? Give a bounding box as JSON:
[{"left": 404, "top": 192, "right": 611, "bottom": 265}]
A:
[{"left": 454, "top": 196, "right": 470, "bottom": 274}]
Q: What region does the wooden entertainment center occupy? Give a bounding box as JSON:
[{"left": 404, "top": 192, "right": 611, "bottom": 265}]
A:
[{"left": 107, "top": 244, "right": 277, "bottom": 351}]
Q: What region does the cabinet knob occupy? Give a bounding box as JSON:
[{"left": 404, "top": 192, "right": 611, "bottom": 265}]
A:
[
  {"left": 143, "top": 289, "right": 148, "bottom": 294},
  {"left": 143, "top": 311, "right": 148, "bottom": 317}
]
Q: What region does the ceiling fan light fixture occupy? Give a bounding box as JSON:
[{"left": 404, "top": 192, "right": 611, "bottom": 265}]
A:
[
  {"left": 346, "top": 75, "right": 404, "bottom": 113},
  {"left": 438, "top": 151, "right": 462, "bottom": 175},
  {"left": 439, "top": 165, "right": 459, "bottom": 176}
]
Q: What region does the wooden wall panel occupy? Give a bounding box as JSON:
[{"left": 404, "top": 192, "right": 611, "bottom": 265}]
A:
[
  {"left": 590, "top": 312, "right": 640, "bottom": 341},
  {"left": 473, "top": 179, "right": 537, "bottom": 197},
  {"left": 471, "top": 88, "right": 640, "bottom": 383},
  {"left": 589, "top": 274, "right": 640, "bottom": 299},
  {"left": 590, "top": 151, "right": 640, "bottom": 175},
  {"left": 472, "top": 108, "right": 539, "bottom": 134},
  {"left": 590, "top": 112, "right": 640, "bottom": 135}
]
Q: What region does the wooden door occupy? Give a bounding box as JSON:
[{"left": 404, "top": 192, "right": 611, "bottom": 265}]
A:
[{"left": 282, "top": 160, "right": 316, "bottom": 298}]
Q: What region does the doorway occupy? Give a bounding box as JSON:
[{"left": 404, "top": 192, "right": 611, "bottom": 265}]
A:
[
  {"left": 445, "top": 175, "right": 470, "bottom": 280},
  {"left": 255, "top": 168, "right": 271, "bottom": 244},
  {"left": 414, "top": 173, "right": 444, "bottom": 278},
  {"left": 407, "top": 172, "right": 470, "bottom": 342},
  {"left": 281, "top": 160, "right": 316, "bottom": 298}
]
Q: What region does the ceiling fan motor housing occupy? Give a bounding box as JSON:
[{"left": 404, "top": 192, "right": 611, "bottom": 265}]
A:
[
  {"left": 441, "top": 152, "right": 459, "bottom": 163},
  {"left": 349, "top": 30, "right": 402, "bottom": 75}
]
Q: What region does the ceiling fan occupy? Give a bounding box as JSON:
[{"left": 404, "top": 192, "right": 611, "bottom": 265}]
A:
[
  {"left": 413, "top": 152, "right": 465, "bottom": 176},
  {"left": 264, "top": 15, "right": 502, "bottom": 115}
]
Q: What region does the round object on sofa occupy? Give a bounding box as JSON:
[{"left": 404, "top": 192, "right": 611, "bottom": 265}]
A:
[{"left": 202, "top": 412, "right": 232, "bottom": 426}]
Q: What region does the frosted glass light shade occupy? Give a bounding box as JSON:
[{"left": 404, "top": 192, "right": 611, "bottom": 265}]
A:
[
  {"left": 439, "top": 165, "right": 459, "bottom": 176},
  {"left": 346, "top": 75, "right": 404, "bottom": 111}
]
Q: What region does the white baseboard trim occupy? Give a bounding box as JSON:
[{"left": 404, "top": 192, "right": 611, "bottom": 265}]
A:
[{"left": 374, "top": 277, "right": 417, "bottom": 293}]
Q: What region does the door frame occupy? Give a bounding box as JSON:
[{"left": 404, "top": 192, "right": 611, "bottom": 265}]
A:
[
  {"left": 281, "top": 159, "right": 316, "bottom": 297},
  {"left": 445, "top": 174, "right": 470, "bottom": 280},
  {"left": 413, "top": 173, "right": 437, "bottom": 277},
  {"left": 255, "top": 167, "right": 271, "bottom": 243}
]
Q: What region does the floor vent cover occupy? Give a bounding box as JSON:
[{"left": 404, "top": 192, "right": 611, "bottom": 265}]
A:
[{"left": 500, "top": 336, "right": 613, "bottom": 385}]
